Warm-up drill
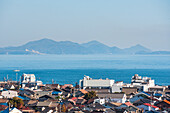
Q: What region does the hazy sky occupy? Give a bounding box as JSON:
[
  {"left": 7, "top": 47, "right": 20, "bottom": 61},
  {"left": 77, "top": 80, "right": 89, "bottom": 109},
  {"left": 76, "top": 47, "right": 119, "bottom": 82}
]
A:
[{"left": 0, "top": 0, "right": 170, "bottom": 51}]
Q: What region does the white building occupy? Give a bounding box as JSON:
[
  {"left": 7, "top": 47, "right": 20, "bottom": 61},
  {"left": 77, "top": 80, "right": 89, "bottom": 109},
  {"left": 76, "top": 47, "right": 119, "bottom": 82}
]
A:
[
  {"left": 1, "top": 90, "right": 18, "bottom": 98},
  {"left": 94, "top": 98, "right": 105, "bottom": 105},
  {"left": 97, "top": 93, "right": 127, "bottom": 103},
  {"left": 21, "top": 73, "right": 43, "bottom": 88},
  {"left": 79, "top": 75, "right": 115, "bottom": 89},
  {"left": 131, "top": 74, "right": 155, "bottom": 91},
  {"left": 112, "top": 81, "right": 124, "bottom": 93},
  {"left": 21, "top": 73, "right": 36, "bottom": 83}
]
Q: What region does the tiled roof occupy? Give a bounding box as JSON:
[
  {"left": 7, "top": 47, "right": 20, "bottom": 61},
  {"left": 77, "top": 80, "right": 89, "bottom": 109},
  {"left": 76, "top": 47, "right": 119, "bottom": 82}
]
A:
[
  {"left": 80, "top": 89, "right": 88, "bottom": 94},
  {"left": 71, "top": 97, "right": 77, "bottom": 101},
  {"left": 27, "top": 100, "right": 38, "bottom": 105},
  {"left": 164, "top": 100, "right": 170, "bottom": 104},
  {"left": 124, "top": 102, "right": 132, "bottom": 106},
  {"left": 110, "top": 102, "right": 122, "bottom": 106},
  {"left": 97, "top": 93, "right": 124, "bottom": 99},
  {"left": 143, "top": 103, "right": 159, "bottom": 108},
  {"left": 36, "top": 102, "right": 52, "bottom": 107}
]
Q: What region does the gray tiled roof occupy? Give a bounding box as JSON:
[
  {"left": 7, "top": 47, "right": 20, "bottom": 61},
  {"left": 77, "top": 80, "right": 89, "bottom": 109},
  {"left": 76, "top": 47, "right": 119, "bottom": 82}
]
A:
[
  {"left": 97, "top": 93, "right": 124, "bottom": 99},
  {"left": 36, "top": 102, "right": 52, "bottom": 107}
]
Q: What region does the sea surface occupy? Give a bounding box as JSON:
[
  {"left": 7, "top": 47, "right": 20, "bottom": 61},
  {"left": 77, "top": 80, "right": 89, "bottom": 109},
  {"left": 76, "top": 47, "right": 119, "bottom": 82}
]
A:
[{"left": 0, "top": 55, "right": 170, "bottom": 85}]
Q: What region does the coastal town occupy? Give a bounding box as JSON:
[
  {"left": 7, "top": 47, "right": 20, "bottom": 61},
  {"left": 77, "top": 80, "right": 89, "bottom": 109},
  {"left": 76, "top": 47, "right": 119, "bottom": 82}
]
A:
[{"left": 0, "top": 73, "right": 170, "bottom": 113}]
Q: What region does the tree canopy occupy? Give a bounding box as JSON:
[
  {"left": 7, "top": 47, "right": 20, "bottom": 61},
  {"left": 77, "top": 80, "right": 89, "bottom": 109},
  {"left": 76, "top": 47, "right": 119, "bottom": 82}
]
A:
[
  {"left": 84, "top": 91, "right": 97, "bottom": 100},
  {"left": 8, "top": 97, "right": 24, "bottom": 109}
]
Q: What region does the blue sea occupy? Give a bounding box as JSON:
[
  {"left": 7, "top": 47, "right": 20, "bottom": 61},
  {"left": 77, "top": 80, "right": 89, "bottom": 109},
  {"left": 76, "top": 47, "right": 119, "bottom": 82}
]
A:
[{"left": 0, "top": 55, "right": 170, "bottom": 85}]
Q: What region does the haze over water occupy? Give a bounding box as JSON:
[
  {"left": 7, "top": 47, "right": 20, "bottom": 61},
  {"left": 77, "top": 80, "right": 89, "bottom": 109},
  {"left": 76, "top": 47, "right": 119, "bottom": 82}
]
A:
[{"left": 0, "top": 55, "right": 170, "bottom": 85}]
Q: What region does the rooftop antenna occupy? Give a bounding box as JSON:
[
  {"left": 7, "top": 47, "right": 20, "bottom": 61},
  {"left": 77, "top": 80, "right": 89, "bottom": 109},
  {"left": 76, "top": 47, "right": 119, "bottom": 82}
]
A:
[
  {"left": 14, "top": 70, "right": 20, "bottom": 82},
  {"left": 7, "top": 74, "right": 8, "bottom": 81},
  {"left": 52, "top": 79, "right": 54, "bottom": 84},
  {"left": 4, "top": 77, "right": 6, "bottom": 82},
  {"left": 16, "top": 73, "right": 18, "bottom": 82}
]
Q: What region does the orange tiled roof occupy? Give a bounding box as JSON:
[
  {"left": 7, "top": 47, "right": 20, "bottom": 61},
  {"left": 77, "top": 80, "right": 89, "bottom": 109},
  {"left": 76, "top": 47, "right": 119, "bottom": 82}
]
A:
[
  {"left": 71, "top": 97, "right": 77, "bottom": 101},
  {"left": 80, "top": 89, "right": 88, "bottom": 94},
  {"left": 164, "top": 100, "right": 170, "bottom": 104},
  {"left": 125, "top": 102, "right": 132, "bottom": 106}
]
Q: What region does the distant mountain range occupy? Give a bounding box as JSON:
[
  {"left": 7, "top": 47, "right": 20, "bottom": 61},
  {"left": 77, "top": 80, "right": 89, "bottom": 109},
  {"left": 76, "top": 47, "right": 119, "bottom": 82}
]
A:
[{"left": 0, "top": 38, "right": 170, "bottom": 55}]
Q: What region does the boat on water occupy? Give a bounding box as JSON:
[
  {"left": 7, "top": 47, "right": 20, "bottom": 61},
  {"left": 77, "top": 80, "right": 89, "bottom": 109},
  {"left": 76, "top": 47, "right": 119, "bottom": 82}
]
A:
[{"left": 14, "top": 70, "right": 20, "bottom": 72}]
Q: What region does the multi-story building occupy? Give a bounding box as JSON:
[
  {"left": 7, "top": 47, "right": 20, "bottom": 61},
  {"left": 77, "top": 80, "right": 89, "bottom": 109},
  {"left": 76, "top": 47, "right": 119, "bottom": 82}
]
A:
[
  {"left": 21, "top": 73, "right": 42, "bottom": 89},
  {"left": 131, "top": 74, "right": 155, "bottom": 91},
  {"left": 79, "top": 75, "right": 115, "bottom": 89},
  {"left": 21, "top": 73, "right": 36, "bottom": 83}
]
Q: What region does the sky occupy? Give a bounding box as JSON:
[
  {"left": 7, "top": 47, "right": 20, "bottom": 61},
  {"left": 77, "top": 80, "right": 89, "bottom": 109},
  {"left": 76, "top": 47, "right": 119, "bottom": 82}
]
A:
[{"left": 0, "top": 0, "right": 170, "bottom": 51}]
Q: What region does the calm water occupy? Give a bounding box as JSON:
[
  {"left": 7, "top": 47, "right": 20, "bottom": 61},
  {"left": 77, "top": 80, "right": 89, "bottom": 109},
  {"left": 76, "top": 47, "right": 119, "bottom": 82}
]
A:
[{"left": 0, "top": 55, "right": 170, "bottom": 85}]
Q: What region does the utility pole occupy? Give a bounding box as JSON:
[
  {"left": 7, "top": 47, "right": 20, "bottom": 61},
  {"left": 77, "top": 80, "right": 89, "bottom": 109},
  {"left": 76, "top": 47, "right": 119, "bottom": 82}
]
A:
[{"left": 16, "top": 73, "right": 18, "bottom": 82}]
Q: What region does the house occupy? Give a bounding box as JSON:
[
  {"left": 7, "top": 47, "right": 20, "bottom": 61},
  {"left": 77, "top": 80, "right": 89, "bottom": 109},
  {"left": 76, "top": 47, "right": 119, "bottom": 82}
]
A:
[
  {"left": 133, "top": 98, "right": 151, "bottom": 106},
  {"left": 0, "top": 99, "right": 8, "bottom": 112},
  {"left": 4, "top": 84, "right": 16, "bottom": 90},
  {"left": 34, "top": 91, "right": 52, "bottom": 98},
  {"left": 86, "top": 87, "right": 111, "bottom": 93},
  {"left": 85, "top": 102, "right": 107, "bottom": 112},
  {"left": 165, "top": 86, "right": 170, "bottom": 95},
  {"left": 149, "top": 86, "right": 166, "bottom": 93},
  {"left": 155, "top": 100, "right": 170, "bottom": 110},
  {"left": 137, "top": 103, "right": 159, "bottom": 112},
  {"left": 94, "top": 98, "right": 105, "bottom": 105},
  {"left": 46, "top": 84, "right": 60, "bottom": 89},
  {"left": 130, "top": 92, "right": 151, "bottom": 103},
  {"left": 61, "top": 84, "right": 73, "bottom": 89},
  {"left": 17, "top": 95, "right": 31, "bottom": 100},
  {"left": 20, "top": 106, "right": 35, "bottom": 113},
  {"left": 115, "top": 102, "right": 142, "bottom": 113},
  {"left": 97, "top": 92, "right": 126, "bottom": 103},
  {"left": 1, "top": 90, "right": 18, "bottom": 98},
  {"left": 76, "top": 99, "right": 86, "bottom": 106},
  {"left": 79, "top": 75, "right": 114, "bottom": 89},
  {"left": 122, "top": 87, "right": 138, "bottom": 95},
  {"left": 52, "top": 91, "right": 62, "bottom": 95},
  {"left": 75, "top": 89, "right": 88, "bottom": 97},
  {"left": 18, "top": 89, "right": 35, "bottom": 97},
  {"left": 68, "top": 97, "right": 78, "bottom": 105},
  {"left": 62, "top": 101, "right": 74, "bottom": 111},
  {"left": 36, "top": 101, "right": 52, "bottom": 108},
  {"left": 39, "top": 95, "right": 55, "bottom": 101},
  {"left": 2, "top": 107, "right": 22, "bottom": 113},
  {"left": 0, "top": 105, "right": 8, "bottom": 112}
]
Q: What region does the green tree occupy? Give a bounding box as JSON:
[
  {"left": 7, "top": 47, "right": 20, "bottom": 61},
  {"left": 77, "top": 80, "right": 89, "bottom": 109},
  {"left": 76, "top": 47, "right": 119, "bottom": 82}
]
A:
[
  {"left": 84, "top": 91, "right": 97, "bottom": 100},
  {"left": 8, "top": 97, "right": 24, "bottom": 109},
  {"left": 55, "top": 96, "right": 60, "bottom": 100}
]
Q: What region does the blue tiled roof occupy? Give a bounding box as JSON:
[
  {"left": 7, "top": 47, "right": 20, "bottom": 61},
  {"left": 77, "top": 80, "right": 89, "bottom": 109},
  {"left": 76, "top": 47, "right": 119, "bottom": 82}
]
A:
[
  {"left": 1, "top": 107, "right": 16, "bottom": 113},
  {"left": 0, "top": 103, "right": 8, "bottom": 106},
  {"left": 52, "top": 91, "right": 62, "bottom": 95},
  {"left": 17, "top": 96, "right": 30, "bottom": 100},
  {"left": 142, "top": 91, "right": 151, "bottom": 96},
  {"left": 154, "top": 93, "right": 162, "bottom": 97}
]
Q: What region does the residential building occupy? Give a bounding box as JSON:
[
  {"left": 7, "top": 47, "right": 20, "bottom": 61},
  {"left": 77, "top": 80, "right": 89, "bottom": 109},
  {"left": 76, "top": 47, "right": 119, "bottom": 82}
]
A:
[
  {"left": 1, "top": 90, "right": 18, "bottom": 98},
  {"left": 149, "top": 86, "right": 166, "bottom": 93},
  {"left": 97, "top": 92, "right": 126, "bottom": 103}
]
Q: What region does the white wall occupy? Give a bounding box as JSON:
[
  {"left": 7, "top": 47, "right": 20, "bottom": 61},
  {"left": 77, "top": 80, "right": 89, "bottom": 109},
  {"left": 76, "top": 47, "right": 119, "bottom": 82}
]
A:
[{"left": 1, "top": 90, "right": 18, "bottom": 98}]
